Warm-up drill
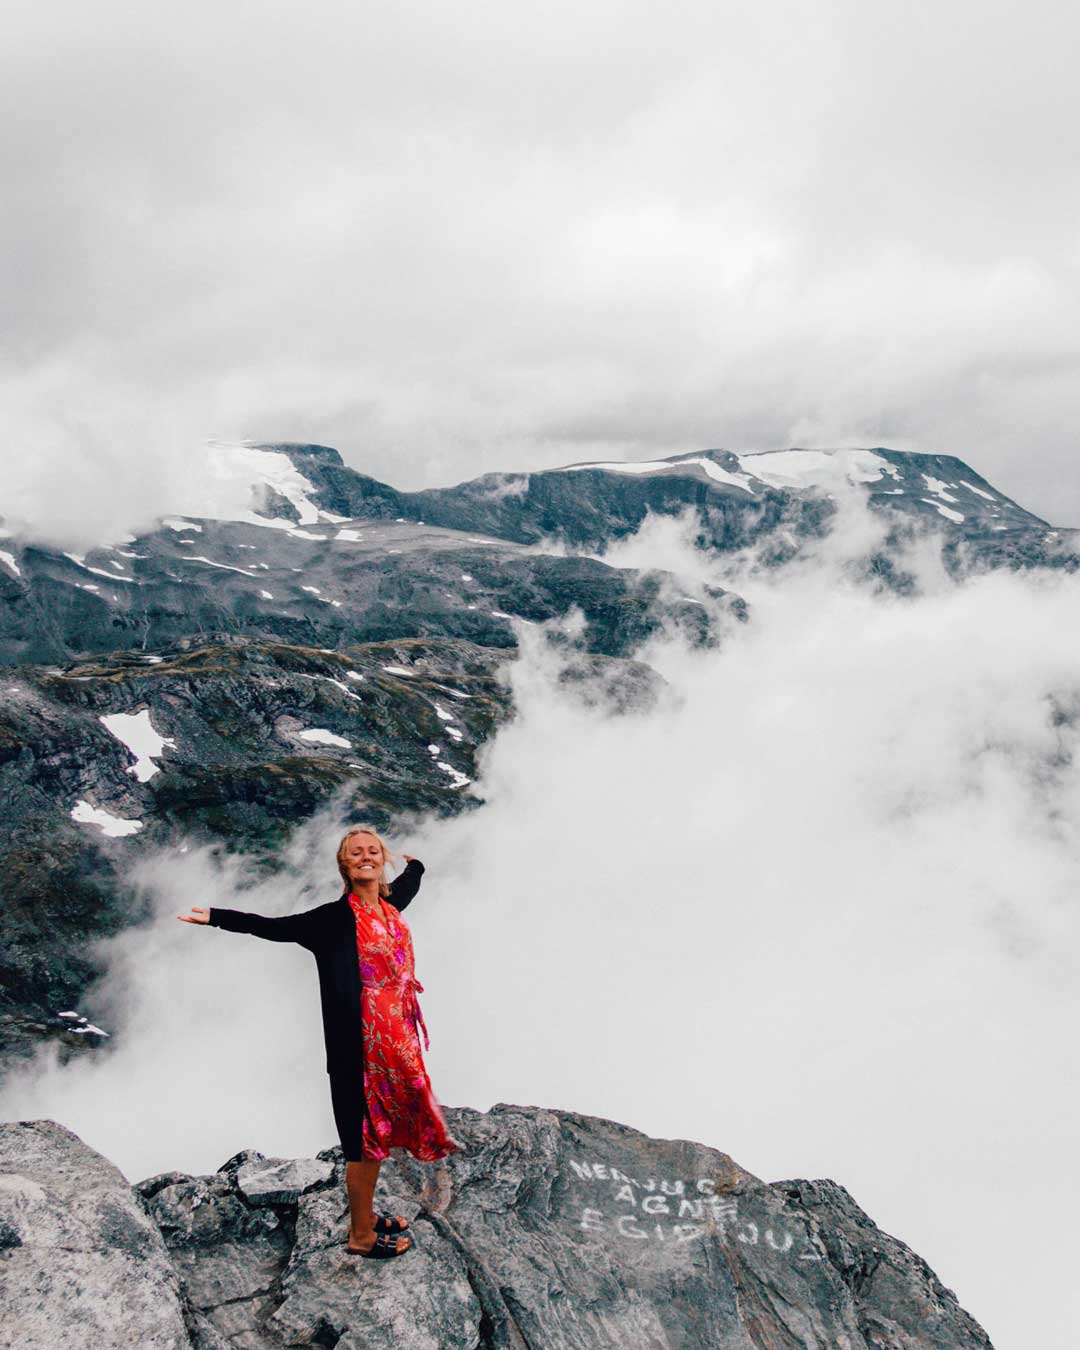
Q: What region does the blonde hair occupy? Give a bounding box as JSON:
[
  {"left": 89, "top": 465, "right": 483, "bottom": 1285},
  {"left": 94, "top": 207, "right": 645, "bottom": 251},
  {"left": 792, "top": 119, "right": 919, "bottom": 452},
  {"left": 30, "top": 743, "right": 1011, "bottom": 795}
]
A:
[{"left": 336, "top": 824, "right": 397, "bottom": 898}]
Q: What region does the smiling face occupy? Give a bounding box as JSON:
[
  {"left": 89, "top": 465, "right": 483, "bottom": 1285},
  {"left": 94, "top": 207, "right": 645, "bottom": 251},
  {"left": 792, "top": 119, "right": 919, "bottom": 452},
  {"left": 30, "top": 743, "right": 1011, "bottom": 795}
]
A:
[{"left": 342, "top": 831, "right": 384, "bottom": 889}]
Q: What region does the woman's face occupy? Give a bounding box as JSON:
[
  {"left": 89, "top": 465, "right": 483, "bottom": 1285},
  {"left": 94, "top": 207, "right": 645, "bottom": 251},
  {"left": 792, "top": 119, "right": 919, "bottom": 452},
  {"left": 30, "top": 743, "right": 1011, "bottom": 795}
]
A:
[{"left": 343, "top": 832, "right": 383, "bottom": 886}]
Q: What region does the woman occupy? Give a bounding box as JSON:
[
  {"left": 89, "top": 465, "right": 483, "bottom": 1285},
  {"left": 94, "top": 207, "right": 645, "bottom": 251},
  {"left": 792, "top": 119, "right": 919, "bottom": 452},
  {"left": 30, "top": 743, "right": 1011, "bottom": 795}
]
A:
[{"left": 178, "top": 825, "right": 458, "bottom": 1260}]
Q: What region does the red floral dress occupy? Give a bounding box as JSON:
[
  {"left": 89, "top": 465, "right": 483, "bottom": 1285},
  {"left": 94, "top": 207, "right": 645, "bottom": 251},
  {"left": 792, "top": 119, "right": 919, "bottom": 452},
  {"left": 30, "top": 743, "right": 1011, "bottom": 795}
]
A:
[{"left": 347, "top": 892, "right": 459, "bottom": 1162}]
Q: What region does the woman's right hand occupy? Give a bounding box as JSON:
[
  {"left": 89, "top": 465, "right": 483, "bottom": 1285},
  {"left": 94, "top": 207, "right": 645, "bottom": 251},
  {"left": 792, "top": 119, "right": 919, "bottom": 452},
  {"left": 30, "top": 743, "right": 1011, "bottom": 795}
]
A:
[{"left": 177, "top": 907, "right": 211, "bottom": 925}]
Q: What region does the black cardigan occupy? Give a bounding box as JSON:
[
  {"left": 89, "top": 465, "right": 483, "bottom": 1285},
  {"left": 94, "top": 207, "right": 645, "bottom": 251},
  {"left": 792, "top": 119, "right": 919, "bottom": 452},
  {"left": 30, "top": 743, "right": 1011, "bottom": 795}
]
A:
[{"left": 207, "top": 859, "right": 425, "bottom": 1076}]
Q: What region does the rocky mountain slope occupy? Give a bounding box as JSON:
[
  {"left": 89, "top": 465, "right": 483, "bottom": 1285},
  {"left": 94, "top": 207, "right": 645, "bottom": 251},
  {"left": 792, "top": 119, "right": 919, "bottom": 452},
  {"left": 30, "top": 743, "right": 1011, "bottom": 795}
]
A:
[
  {"left": 0, "top": 442, "right": 1072, "bottom": 669},
  {"left": 2, "top": 441, "right": 1075, "bottom": 1072},
  {"left": 0, "top": 1107, "right": 994, "bottom": 1349}
]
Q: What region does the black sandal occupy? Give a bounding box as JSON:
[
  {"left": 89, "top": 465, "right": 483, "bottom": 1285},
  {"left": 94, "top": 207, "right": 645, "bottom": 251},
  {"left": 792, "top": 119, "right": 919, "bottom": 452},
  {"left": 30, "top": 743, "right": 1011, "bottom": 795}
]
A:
[
  {"left": 373, "top": 1213, "right": 410, "bottom": 1235},
  {"left": 344, "top": 1231, "right": 413, "bottom": 1259}
]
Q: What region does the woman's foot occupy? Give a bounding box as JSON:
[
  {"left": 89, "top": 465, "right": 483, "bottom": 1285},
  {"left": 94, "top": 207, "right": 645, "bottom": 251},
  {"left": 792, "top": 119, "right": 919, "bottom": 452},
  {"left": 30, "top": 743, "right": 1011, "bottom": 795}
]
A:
[{"left": 346, "top": 1227, "right": 412, "bottom": 1255}]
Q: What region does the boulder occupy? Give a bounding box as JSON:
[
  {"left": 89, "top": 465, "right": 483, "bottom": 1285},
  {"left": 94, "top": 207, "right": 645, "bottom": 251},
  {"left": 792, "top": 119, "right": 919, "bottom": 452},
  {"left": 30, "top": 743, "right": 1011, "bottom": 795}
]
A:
[
  {"left": 235, "top": 1155, "right": 335, "bottom": 1208},
  {"left": 0, "top": 1119, "right": 191, "bottom": 1349}
]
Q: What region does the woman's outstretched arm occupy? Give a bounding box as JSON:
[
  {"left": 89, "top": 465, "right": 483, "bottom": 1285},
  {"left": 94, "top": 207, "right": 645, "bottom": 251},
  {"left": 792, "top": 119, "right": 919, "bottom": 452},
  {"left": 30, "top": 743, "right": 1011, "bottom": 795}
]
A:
[
  {"left": 388, "top": 855, "right": 425, "bottom": 913},
  {"left": 177, "top": 903, "right": 326, "bottom": 949}
]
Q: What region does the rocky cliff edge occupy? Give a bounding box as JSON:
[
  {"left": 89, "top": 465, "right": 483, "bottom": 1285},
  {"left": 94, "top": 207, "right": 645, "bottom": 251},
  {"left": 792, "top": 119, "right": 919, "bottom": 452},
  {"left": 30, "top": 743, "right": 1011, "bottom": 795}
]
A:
[{"left": 0, "top": 1106, "right": 993, "bottom": 1349}]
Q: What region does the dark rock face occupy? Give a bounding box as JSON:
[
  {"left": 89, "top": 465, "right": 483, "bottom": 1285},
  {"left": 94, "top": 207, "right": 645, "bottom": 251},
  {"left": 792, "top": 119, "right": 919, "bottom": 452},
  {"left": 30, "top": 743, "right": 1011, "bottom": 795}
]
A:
[
  {"left": 0, "top": 1108, "right": 993, "bottom": 1349},
  {"left": 261, "top": 442, "right": 1073, "bottom": 569},
  {"left": 0, "top": 513, "right": 737, "bottom": 668},
  {"left": 2, "top": 442, "right": 1070, "bottom": 670}
]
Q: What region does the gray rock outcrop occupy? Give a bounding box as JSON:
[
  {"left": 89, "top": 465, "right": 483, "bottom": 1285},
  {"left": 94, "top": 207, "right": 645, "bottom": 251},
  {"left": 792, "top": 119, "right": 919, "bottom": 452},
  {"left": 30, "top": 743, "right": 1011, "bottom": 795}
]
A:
[
  {"left": 1, "top": 1106, "right": 994, "bottom": 1349},
  {"left": 0, "top": 1119, "right": 190, "bottom": 1349}
]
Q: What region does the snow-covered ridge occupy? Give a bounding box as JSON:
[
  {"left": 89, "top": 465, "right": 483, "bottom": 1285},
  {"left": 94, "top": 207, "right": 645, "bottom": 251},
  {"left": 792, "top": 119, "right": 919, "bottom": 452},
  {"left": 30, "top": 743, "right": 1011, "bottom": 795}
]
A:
[
  {"left": 547, "top": 447, "right": 1038, "bottom": 530},
  {"left": 737, "top": 448, "right": 899, "bottom": 488},
  {"left": 555, "top": 447, "right": 900, "bottom": 492},
  {"left": 207, "top": 442, "right": 324, "bottom": 528},
  {"left": 556, "top": 454, "right": 759, "bottom": 495},
  {"left": 0, "top": 443, "right": 1058, "bottom": 643},
  {"left": 154, "top": 443, "right": 353, "bottom": 538}
]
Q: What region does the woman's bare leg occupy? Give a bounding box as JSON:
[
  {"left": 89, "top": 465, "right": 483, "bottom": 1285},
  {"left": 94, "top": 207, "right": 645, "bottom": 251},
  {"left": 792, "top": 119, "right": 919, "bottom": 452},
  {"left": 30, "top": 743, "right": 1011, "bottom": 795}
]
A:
[{"left": 345, "top": 1159, "right": 411, "bottom": 1252}]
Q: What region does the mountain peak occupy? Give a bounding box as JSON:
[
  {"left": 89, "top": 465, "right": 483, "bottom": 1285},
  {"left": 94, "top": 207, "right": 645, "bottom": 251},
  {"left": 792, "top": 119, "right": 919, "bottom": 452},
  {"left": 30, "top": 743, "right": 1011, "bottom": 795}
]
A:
[
  {"left": 254, "top": 441, "right": 345, "bottom": 469},
  {"left": 538, "top": 444, "right": 1050, "bottom": 531}
]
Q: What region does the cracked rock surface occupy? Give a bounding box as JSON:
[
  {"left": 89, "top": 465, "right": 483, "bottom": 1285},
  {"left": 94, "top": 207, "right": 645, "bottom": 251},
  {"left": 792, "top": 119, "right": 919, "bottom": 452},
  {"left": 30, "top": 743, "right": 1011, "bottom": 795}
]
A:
[{"left": 2, "top": 1106, "right": 992, "bottom": 1349}]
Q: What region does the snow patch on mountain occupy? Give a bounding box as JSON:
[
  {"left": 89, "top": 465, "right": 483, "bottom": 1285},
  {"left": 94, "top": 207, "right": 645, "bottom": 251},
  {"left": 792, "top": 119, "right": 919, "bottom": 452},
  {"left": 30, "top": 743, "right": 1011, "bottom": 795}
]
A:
[
  {"left": 552, "top": 447, "right": 919, "bottom": 496},
  {"left": 299, "top": 674, "right": 362, "bottom": 703},
  {"left": 70, "top": 800, "right": 143, "bottom": 837},
  {"left": 185, "top": 556, "right": 258, "bottom": 577},
  {"left": 63, "top": 553, "right": 135, "bottom": 582},
  {"left": 736, "top": 448, "right": 899, "bottom": 488},
  {"left": 152, "top": 445, "right": 350, "bottom": 540},
  {"left": 298, "top": 728, "right": 351, "bottom": 748},
  {"left": 922, "top": 500, "right": 966, "bottom": 523},
  {"left": 557, "top": 454, "right": 757, "bottom": 494},
  {"left": 436, "top": 760, "right": 471, "bottom": 788},
  {"left": 99, "top": 709, "right": 177, "bottom": 782},
  {"left": 210, "top": 443, "right": 322, "bottom": 526},
  {"left": 921, "top": 473, "right": 960, "bottom": 503}
]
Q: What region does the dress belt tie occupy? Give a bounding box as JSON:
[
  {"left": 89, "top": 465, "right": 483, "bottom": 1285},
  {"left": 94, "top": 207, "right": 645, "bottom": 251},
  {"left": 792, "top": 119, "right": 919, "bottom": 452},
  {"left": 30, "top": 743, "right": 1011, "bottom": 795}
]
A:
[
  {"left": 363, "top": 971, "right": 430, "bottom": 1051},
  {"left": 405, "top": 975, "right": 429, "bottom": 1051}
]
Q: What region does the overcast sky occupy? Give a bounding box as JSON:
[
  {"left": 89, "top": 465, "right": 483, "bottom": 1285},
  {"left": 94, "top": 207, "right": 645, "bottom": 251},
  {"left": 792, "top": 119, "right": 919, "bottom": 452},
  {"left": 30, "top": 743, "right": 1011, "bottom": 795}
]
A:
[{"left": 3, "top": 0, "right": 1079, "bottom": 539}]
